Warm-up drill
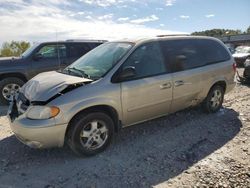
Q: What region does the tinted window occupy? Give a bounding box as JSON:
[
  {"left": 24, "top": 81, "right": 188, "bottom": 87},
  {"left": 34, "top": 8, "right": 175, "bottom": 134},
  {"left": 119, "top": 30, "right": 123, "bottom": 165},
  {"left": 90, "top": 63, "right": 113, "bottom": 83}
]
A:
[
  {"left": 160, "top": 39, "right": 230, "bottom": 72},
  {"left": 160, "top": 40, "right": 202, "bottom": 72},
  {"left": 199, "top": 39, "right": 231, "bottom": 65},
  {"left": 121, "top": 42, "right": 166, "bottom": 79},
  {"left": 69, "top": 43, "right": 91, "bottom": 58},
  {"left": 37, "top": 44, "right": 66, "bottom": 58},
  {"left": 88, "top": 42, "right": 103, "bottom": 49}
]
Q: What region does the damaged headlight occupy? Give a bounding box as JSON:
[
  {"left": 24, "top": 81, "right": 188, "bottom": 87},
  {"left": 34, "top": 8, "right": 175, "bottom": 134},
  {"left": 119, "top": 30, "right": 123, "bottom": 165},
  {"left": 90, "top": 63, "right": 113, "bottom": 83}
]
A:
[{"left": 26, "top": 106, "right": 60, "bottom": 120}]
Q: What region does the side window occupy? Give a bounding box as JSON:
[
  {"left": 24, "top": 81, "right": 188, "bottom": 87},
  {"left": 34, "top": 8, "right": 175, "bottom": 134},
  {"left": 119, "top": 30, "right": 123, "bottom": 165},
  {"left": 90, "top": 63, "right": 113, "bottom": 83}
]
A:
[
  {"left": 160, "top": 39, "right": 203, "bottom": 72},
  {"left": 69, "top": 43, "right": 91, "bottom": 58},
  {"left": 122, "top": 42, "right": 166, "bottom": 79},
  {"left": 198, "top": 39, "right": 230, "bottom": 64},
  {"left": 160, "top": 39, "right": 230, "bottom": 72},
  {"left": 37, "top": 44, "right": 66, "bottom": 58}
]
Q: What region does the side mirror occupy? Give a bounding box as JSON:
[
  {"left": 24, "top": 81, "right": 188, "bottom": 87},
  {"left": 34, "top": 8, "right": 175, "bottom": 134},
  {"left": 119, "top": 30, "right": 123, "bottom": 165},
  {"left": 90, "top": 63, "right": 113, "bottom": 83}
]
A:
[
  {"left": 119, "top": 66, "right": 136, "bottom": 81},
  {"left": 33, "top": 53, "right": 42, "bottom": 61}
]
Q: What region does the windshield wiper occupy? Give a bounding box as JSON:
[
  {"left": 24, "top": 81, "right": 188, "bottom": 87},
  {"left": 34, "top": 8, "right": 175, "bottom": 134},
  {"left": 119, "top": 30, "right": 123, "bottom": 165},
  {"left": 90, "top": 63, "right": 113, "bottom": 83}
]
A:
[{"left": 66, "top": 67, "right": 91, "bottom": 79}]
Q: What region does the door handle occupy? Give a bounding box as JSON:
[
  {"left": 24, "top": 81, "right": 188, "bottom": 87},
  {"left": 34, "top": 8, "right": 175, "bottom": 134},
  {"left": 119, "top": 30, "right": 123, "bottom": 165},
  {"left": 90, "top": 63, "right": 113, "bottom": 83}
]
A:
[
  {"left": 160, "top": 82, "right": 172, "bottom": 89},
  {"left": 174, "top": 80, "right": 185, "bottom": 87}
]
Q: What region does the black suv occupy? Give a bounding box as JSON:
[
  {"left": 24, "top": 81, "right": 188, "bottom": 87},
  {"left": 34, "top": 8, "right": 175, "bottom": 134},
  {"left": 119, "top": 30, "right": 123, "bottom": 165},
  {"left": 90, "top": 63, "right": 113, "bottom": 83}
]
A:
[{"left": 0, "top": 40, "right": 106, "bottom": 104}]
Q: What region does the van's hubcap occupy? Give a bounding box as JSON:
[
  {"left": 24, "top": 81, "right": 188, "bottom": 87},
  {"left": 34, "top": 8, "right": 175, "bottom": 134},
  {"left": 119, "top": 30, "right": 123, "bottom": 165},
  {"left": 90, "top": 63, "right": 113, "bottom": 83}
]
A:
[
  {"left": 80, "top": 120, "right": 108, "bottom": 150},
  {"left": 2, "top": 84, "right": 20, "bottom": 101},
  {"left": 210, "top": 90, "right": 222, "bottom": 108}
]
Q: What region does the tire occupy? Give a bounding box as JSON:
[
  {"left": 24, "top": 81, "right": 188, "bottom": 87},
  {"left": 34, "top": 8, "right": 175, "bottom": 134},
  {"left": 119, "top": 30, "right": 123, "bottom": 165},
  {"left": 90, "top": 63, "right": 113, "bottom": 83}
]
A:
[
  {"left": 0, "top": 77, "right": 25, "bottom": 105},
  {"left": 67, "top": 112, "right": 114, "bottom": 156},
  {"left": 202, "top": 85, "right": 225, "bottom": 113}
]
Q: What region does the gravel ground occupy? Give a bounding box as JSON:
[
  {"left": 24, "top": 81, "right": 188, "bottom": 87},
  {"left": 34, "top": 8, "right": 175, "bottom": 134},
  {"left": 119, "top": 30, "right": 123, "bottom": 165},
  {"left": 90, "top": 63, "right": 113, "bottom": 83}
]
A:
[{"left": 0, "top": 83, "right": 249, "bottom": 188}]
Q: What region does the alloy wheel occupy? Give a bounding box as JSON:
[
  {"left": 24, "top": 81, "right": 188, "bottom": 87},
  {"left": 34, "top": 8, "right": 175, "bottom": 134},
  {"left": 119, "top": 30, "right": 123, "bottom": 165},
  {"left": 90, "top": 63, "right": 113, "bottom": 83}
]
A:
[
  {"left": 2, "top": 83, "right": 20, "bottom": 101},
  {"left": 80, "top": 120, "right": 108, "bottom": 150},
  {"left": 210, "top": 89, "right": 222, "bottom": 109}
]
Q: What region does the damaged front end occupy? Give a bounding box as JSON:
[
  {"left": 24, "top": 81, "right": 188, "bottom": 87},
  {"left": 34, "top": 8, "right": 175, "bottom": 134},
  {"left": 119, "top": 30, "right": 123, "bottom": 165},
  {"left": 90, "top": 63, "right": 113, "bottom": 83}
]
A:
[
  {"left": 30, "top": 82, "right": 91, "bottom": 106},
  {"left": 8, "top": 71, "right": 93, "bottom": 121},
  {"left": 8, "top": 83, "right": 89, "bottom": 122}
]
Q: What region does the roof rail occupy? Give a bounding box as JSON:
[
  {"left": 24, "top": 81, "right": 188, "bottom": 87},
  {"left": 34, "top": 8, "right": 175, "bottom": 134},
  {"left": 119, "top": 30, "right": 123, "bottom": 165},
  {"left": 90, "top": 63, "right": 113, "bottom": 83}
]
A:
[
  {"left": 156, "top": 34, "right": 190, "bottom": 37},
  {"left": 66, "top": 39, "right": 108, "bottom": 42}
]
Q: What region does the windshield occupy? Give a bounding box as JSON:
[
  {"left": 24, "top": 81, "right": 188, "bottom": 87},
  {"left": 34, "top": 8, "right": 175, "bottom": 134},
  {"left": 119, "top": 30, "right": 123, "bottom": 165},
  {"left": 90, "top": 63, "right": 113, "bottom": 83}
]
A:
[
  {"left": 235, "top": 46, "right": 250, "bottom": 54},
  {"left": 63, "top": 42, "right": 133, "bottom": 80},
  {"left": 21, "top": 43, "right": 39, "bottom": 58}
]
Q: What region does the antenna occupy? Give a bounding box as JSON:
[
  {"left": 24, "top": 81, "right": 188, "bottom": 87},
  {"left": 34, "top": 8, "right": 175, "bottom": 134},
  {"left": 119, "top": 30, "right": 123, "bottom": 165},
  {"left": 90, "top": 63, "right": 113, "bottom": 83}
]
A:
[{"left": 56, "top": 29, "right": 61, "bottom": 70}]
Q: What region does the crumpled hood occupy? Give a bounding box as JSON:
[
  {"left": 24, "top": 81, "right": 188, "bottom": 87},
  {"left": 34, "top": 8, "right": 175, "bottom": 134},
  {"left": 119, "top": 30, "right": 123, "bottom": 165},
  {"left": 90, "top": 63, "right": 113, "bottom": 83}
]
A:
[
  {"left": 21, "top": 71, "right": 92, "bottom": 102},
  {"left": 232, "top": 53, "right": 250, "bottom": 58}
]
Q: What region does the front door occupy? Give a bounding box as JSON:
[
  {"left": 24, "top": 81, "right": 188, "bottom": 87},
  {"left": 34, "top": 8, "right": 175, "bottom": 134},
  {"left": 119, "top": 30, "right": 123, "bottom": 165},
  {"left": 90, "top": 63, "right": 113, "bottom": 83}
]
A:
[{"left": 120, "top": 42, "right": 173, "bottom": 126}]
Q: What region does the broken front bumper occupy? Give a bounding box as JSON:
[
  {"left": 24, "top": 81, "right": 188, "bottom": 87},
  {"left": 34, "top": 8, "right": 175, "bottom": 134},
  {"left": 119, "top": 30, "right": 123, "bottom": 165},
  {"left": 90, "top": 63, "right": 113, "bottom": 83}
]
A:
[{"left": 7, "top": 97, "right": 67, "bottom": 149}]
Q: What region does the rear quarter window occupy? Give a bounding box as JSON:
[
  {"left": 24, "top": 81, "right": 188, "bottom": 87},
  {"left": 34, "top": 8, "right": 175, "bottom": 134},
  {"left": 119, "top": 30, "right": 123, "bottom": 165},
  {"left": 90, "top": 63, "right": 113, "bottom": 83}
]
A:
[
  {"left": 198, "top": 39, "right": 231, "bottom": 65},
  {"left": 160, "top": 38, "right": 231, "bottom": 72}
]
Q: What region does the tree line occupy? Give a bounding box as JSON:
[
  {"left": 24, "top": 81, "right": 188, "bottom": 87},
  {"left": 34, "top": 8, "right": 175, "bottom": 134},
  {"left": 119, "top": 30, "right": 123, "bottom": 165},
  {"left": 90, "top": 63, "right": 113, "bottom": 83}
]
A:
[
  {"left": 0, "top": 26, "right": 249, "bottom": 57},
  {"left": 0, "top": 41, "right": 30, "bottom": 57},
  {"left": 191, "top": 26, "right": 250, "bottom": 37}
]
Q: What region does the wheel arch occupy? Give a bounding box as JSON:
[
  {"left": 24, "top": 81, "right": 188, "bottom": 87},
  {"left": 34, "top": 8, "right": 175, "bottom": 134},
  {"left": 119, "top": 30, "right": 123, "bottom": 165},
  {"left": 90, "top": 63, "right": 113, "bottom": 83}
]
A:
[
  {"left": 210, "top": 80, "right": 227, "bottom": 93},
  {"left": 200, "top": 79, "right": 227, "bottom": 103},
  {"left": 0, "top": 73, "right": 28, "bottom": 82},
  {"left": 65, "top": 104, "right": 121, "bottom": 139}
]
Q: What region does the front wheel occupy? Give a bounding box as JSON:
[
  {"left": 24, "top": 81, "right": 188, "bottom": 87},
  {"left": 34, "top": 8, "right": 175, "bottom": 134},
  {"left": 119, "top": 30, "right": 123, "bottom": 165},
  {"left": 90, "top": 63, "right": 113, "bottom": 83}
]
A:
[
  {"left": 202, "top": 85, "right": 225, "bottom": 113},
  {"left": 67, "top": 112, "right": 114, "bottom": 156},
  {"left": 0, "top": 77, "right": 24, "bottom": 105}
]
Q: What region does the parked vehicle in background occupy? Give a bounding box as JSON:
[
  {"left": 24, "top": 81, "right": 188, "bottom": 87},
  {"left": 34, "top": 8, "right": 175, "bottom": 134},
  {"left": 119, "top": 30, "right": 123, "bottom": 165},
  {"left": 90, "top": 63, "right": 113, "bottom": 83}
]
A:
[
  {"left": 8, "top": 36, "right": 235, "bottom": 156},
  {"left": 237, "top": 58, "right": 250, "bottom": 84},
  {"left": 225, "top": 43, "right": 235, "bottom": 54},
  {"left": 243, "top": 59, "right": 250, "bottom": 81},
  {"left": 232, "top": 46, "right": 250, "bottom": 67},
  {"left": 0, "top": 40, "right": 106, "bottom": 104}
]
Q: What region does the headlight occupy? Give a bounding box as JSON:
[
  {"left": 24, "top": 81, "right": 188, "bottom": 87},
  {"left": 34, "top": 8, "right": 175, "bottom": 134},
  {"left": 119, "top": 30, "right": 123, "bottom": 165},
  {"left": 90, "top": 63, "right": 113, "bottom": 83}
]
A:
[{"left": 26, "top": 106, "right": 60, "bottom": 120}]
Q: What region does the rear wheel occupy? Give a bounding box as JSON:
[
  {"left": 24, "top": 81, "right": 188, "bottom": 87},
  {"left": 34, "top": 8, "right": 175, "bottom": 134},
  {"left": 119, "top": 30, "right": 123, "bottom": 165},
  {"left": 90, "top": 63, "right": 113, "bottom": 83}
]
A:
[
  {"left": 202, "top": 85, "right": 225, "bottom": 113},
  {"left": 67, "top": 112, "right": 114, "bottom": 156},
  {"left": 0, "top": 77, "right": 24, "bottom": 105}
]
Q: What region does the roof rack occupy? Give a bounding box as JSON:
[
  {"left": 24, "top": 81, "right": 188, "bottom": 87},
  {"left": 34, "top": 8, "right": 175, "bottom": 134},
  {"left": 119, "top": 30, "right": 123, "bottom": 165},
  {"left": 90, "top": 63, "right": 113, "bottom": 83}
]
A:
[
  {"left": 156, "top": 34, "right": 190, "bottom": 37},
  {"left": 66, "top": 39, "right": 108, "bottom": 42}
]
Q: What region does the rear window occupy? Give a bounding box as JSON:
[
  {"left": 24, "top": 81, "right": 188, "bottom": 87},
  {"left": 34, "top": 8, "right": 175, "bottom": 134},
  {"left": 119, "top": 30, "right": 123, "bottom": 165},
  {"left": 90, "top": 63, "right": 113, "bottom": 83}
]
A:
[
  {"left": 68, "top": 43, "right": 91, "bottom": 58},
  {"left": 88, "top": 42, "right": 103, "bottom": 49},
  {"left": 160, "top": 38, "right": 230, "bottom": 72},
  {"left": 68, "top": 43, "right": 104, "bottom": 58}
]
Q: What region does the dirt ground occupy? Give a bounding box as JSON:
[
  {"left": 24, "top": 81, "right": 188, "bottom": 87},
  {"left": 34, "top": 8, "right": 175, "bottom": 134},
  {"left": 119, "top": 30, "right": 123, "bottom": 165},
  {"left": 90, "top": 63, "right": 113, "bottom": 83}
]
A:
[{"left": 0, "top": 82, "right": 249, "bottom": 188}]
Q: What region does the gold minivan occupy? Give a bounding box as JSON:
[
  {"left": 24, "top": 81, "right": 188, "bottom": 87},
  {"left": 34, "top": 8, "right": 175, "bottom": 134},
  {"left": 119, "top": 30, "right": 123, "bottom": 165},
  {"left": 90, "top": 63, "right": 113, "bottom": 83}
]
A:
[{"left": 8, "top": 36, "right": 236, "bottom": 156}]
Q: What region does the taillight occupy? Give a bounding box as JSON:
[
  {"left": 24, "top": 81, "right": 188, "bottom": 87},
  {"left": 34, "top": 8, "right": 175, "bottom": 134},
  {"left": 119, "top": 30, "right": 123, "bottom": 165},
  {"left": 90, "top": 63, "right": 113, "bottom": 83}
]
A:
[{"left": 233, "top": 63, "right": 237, "bottom": 73}]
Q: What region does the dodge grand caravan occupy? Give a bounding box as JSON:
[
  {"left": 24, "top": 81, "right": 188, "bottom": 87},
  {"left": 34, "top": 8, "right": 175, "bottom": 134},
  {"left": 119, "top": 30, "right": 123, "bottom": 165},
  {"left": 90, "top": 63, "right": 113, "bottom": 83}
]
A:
[{"left": 8, "top": 36, "right": 236, "bottom": 156}]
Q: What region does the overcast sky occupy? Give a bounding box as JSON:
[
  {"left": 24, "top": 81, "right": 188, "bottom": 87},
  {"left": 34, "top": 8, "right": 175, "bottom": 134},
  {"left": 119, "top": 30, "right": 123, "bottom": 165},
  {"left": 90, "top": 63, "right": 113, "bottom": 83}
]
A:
[{"left": 0, "top": 0, "right": 249, "bottom": 44}]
